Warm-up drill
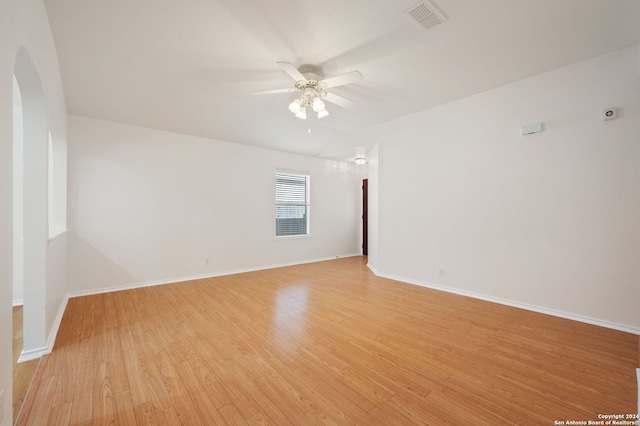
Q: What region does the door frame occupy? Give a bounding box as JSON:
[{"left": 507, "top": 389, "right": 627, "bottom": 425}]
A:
[{"left": 362, "top": 179, "right": 368, "bottom": 256}]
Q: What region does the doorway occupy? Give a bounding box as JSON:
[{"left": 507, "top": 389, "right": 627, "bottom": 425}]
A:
[
  {"left": 362, "top": 179, "right": 368, "bottom": 256},
  {"left": 13, "top": 46, "right": 49, "bottom": 421}
]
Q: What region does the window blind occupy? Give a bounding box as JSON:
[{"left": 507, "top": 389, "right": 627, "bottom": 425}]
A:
[{"left": 275, "top": 171, "right": 309, "bottom": 237}]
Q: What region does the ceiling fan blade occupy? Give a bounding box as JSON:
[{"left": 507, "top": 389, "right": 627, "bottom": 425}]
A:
[
  {"left": 324, "top": 92, "right": 356, "bottom": 108},
  {"left": 321, "top": 70, "right": 363, "bottom": 88},
  {"left": 276, "top": 61, "right": 307, "bottom": 82},
  {"left": 251, "top": 87, "right": 294, "bottom": 95}
]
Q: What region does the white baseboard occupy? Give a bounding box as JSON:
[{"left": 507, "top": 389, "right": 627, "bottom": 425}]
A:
[
  {"left": 18, "top": 296, "right": 68, "bottom": 362},
  {"left": 66, "top": 253, "right": 361, "bottom": 300},
  {"left": 18, "top": 346, "right": 49, "bottom": 363},
  {"left": 13, "top": 299, "right": 24, "bottom": 307},
  {"left": 46, "top": 294, "right": 69, "bottom": 352},
  {"left": 370, "top": 269, "right": 640, "bottom": 336},
  {"left": 366, "top": 263, "right": 380, "bottom": 276}
]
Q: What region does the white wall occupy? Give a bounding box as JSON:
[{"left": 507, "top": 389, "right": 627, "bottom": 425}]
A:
[
  {"left": 369, "top": 45, "right": 640, "bottom": 332},
  {"left": 0, "top": 0, "right": 68, "bottom": 423},
  {"left": 365, "top": 143, "right": 379, "bottom": 270},
  {"left": 67, "top": 115, "right": 362, "bottom": 294},
  {"left": 0, "top": 4, "right": 12, "bottom": 417},
  {"left": 12, "top": 75, "right": 24, "bottom": 305}
]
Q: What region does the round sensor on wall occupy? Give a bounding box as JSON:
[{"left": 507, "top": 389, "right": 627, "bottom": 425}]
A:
[{"left": 603, "top": 108, "right": 617, "bottom": 121}]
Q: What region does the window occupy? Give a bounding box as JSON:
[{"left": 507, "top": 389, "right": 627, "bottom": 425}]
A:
[
  {"left": 46, "top": 129, "right": 67, "bottom": 239},
  {"left": 275, "top": 170, "right": 310, "bottom": 237}
]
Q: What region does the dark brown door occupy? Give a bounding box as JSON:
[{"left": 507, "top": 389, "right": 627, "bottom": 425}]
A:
[{"left": 362, "top": 179, "right": 368, "bottom": 256}]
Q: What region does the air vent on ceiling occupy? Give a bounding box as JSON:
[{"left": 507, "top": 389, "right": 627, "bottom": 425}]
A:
[{"left": 407, "top": 1, "right": 447, "bottom": 30}]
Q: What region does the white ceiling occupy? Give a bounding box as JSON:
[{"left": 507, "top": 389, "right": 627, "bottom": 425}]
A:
[{"left": 44, "top": 0, "right": 640, "bottom": 161}]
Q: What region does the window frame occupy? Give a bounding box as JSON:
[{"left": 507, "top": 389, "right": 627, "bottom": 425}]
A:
[{"left": 275, "top": 169, "right": 310, "bottom": 239}]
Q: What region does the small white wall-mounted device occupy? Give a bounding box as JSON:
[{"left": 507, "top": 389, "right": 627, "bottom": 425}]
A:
[
  {"left": 522, "top": 122, "right": 543, "bottom": 136},
  {"left": 603, "top": 107, "right": 617, "bottom": 121}
]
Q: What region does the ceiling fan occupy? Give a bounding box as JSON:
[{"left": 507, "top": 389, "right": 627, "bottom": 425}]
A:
[{"left": 252, "top": 61, "right": 363, "bottom": 120}]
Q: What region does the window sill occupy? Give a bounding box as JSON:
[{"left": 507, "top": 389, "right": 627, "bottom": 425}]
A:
[
  {"left": 275, "top": 234, "right": 311, "bottom": 241},
  {"left": 48, "top": 228, "right": 68, "bottom": 242}
]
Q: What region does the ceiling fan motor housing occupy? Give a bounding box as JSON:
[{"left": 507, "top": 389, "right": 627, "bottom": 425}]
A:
[
  {"left": 295, "top": 80, "right": 326, "bottom": 96},
  {"left": 297, "top": 64, "right": 324, "bottom": 81}
]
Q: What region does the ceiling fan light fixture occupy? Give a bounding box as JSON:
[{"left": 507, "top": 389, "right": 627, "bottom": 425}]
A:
[
  {"left": 253, "top": 61, "right": 363, "bottom": 121},
  {"left": 295, "top": 107, "right": 307, "bottom": 120},
  {"left": 312, "top": 97, "right": 325, "bottom": 112},
  {"left": 288, "top": 98, "right": 302, "bottom": 113}
]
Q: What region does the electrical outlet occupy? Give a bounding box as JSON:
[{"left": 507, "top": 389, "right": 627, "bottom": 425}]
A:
[
  {"left": 204, "top": 257, "right": 210, "bottom": 265},
  {"left": 437, "top": 267, "right": 445, "bottom": 277}
]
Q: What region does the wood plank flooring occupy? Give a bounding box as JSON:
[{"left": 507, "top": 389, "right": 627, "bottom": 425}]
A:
[
  {"left": 17, "top": 256, "right": 638, "bottom": 425},
  {"left": 13, "top": 305, "right": 39, "bottom": 423}
]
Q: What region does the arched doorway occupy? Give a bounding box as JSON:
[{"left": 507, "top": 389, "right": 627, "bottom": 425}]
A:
[{"left": 12, "top": 46, "right": 48, "bottom": 420}]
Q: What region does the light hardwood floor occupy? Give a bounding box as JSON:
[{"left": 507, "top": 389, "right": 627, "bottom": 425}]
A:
[
  {"left": 13, "top": 305, "right": 39, "bottom": 423},
  {"left": 17, "top": 256, "right": 638, "bottom": 425}
]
